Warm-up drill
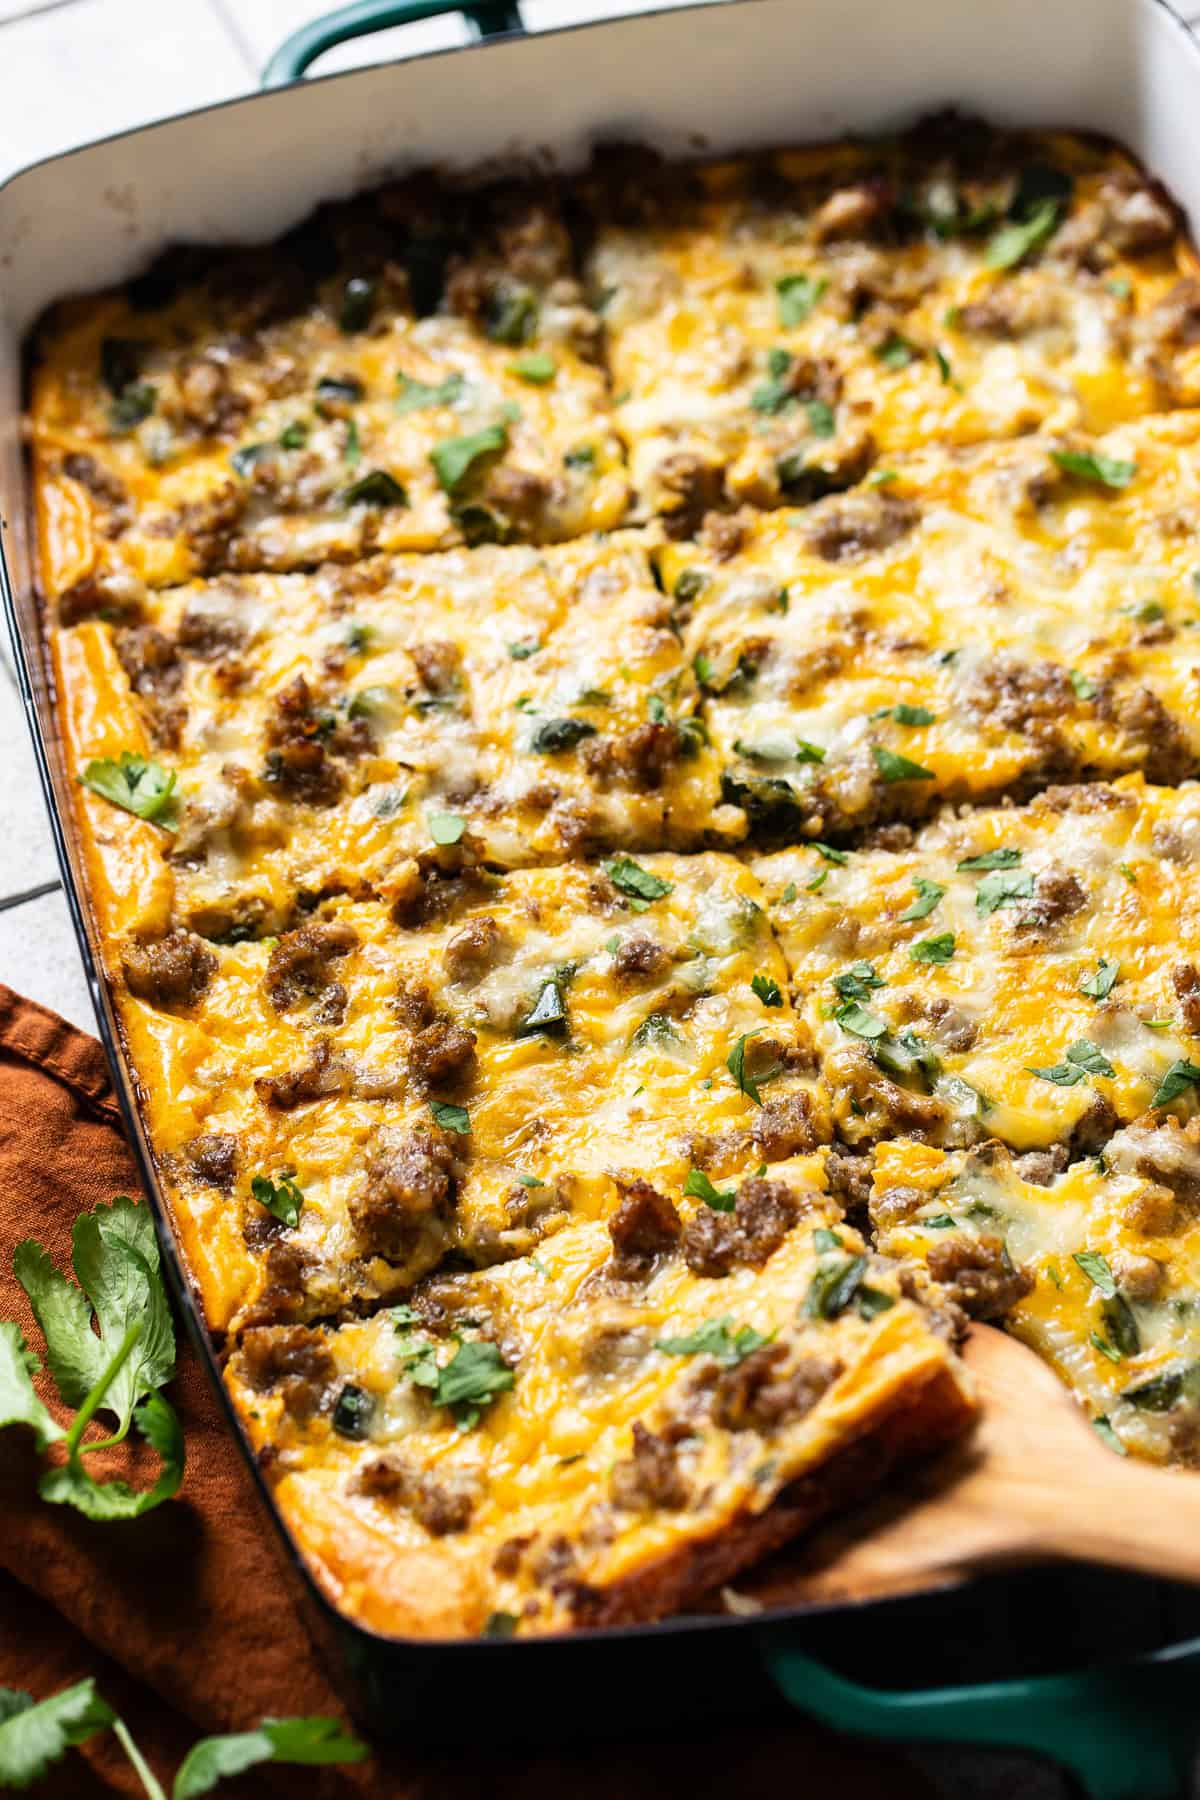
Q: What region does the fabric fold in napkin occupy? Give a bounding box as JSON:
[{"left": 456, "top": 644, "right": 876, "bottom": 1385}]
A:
[{"left": 0, "top": 983, "right": 933, "bottom": 1799}]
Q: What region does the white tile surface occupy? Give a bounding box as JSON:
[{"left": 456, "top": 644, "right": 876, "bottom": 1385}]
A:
[
  {"left": 0, "top": 0, "right": 250, "bottom": 183},
  {"left": 233, "top": 0, "right": 719, "bottom": 79},
  {"left": 0, "top": 664, "right": 62, "bottom": 897},
  {"left": 0, "top": 886, "right": 95, "bottom": 1030}
]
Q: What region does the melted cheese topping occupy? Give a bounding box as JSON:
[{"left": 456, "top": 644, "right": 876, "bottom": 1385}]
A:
[
  {"left": 42, "top": 119, "right": 1200, "bottom": 1637},
  {"left": 873, "top": 1136, "right": 1200, "bottom": 1462},
  {"left": 135, "top": 857, "right": 832, "bottom": 1332},
  {"left": 755, "top": 776, "right": 1200, "bottom": 1151},
  {"left": 661, "top": 413, "right": 1200, "bottom": 840},
  {"left": 226, "top": 1213, "right": 971, "bottom": 1634},
  {"left": 113, "top": 534, "right": 733, "bottom": 938},
  {"left": 30, "top": 182, "right": 626, "bottom": 603},
  {"left": 589, "top": 132, "right": 1200, "bottom": 521}
]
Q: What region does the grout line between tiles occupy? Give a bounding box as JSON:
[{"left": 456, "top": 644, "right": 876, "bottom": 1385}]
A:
[
  {"left": 0, "top": 0, "right": 88, "bottom": 27},
  {"left": 203, "top": 0, "right": 259, "bottom": 81},
  {"left": 0, "top": 879, "right": 61, "bottom": 914}
]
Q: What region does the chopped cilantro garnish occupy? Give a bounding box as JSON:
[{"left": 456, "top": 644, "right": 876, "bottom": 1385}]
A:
[
  {"left": 775, "top": 273, "right": 827, "bottom": 326},
  {"left": 656, "top": 1318, "right": 769, "bottom": 1366},
  {"left": 910, "top": 932, "right": 956, "bottom": 965},
  {"left": 1028, "top": 1039, "right": 1116, "bottom": 1086},
  {"left": 396, "top": 370, "right": 464, "bottom": 413},
  {"left": 975, "top": 869, "right": 1034, "bottom": 915},
  {"left": 872, "top": 746, "right": 935, "bottom": 784},
  {"left": 899, "top": 876, "right": 945, "bottom": 921},
  {"left": 1151, "top": 1060, "right": 1200, "bottom": 1109},
  {"left": 1080, "top": 956, "right": 1120, "bottom": 1000},
  {"left": 683, "top": 1169, "right": 735, "bottom": 1212},
  {"left": 1051, "top": 449, "right": 1137, "bottom": 489},
  {"left": 604, "top": 857, "right": 673, "bottom": 906},
  {"left": 80, "top": 753, "right": 177, "bottom": 827},
  {"left": 250, "top": 1173, "right": 304, "bottom": 1228},
  {"left": 956, "top": 848, "right": 1021, "bottom": 871},
  {"left": 430, "top": 1100, "right": 470, "bottom": 1133},
  {"left": 430, "top": 423, "right": 508, "bottom": 494}
]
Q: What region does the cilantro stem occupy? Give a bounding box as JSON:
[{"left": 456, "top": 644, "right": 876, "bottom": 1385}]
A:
[
  {"left": 64, "top": 1317, "right": 142, "bottom": 1462},
  {"left": 112, "top": 1718, "right": 167, "bottom": 1800}
]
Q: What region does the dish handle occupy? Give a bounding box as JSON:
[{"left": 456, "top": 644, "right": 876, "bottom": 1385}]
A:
[
  {"left": 758, "top": 1629, "right": 1200, "bottom": 1799},
  {"left": 262, "top": 0, "right": 523, "bottom": 87}
]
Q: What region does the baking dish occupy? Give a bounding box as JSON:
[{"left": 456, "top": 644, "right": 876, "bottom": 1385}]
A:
[{"left": 8, "top": 0, "right": 1200, "bottom": 1787}]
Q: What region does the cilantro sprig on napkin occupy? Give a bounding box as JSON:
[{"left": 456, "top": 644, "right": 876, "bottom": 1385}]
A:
[
  {"left": 0, "top": 1195, "right": 184, "bottom": 1519},
  {"left": 0, "top": 1679, "right": 367, "bottom": 1796}
]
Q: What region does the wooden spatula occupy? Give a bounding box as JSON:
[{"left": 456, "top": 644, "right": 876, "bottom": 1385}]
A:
[{"left": 753, "top": 1323, "right": 1200, "bottom": 1608}]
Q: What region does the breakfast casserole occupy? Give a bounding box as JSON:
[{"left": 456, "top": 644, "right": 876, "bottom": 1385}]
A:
[{"left": 29, "top": 114, "right": 1200, "bottom": 1637}]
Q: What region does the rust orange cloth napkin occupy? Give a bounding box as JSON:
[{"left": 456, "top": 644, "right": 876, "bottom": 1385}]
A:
[{"left": 0, "top": 984, "right": 936, "bottom": 1798}]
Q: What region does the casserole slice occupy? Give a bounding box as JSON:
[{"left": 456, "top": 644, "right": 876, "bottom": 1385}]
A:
[
  {"left": 225, "top": 1207, "right": 974, "bottom": 1638},
  {"left": 54, "top": 532, "right": 730, "bottom": 941},
  {"left": 871, "top": 1133, "right": 1200, "bottom": 1465},
  {"left": 29, "top": 176, "right": 626, "bottom": 607},
  {"left": 753, "top": 774, "right": 1200, "bottom": 1155},
  {"left": 586, "top": 122, "right": 1200, "bottom": 527},
  {"left": 99, "top": 858, "right": 832, "bottom": 1333},
  {"left": 663, "top": 412, "right": 1200, "bottom": 843}
]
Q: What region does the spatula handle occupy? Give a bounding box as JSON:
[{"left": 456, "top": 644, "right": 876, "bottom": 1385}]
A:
[
  {"left": 1012, "top": 1441, "right": 1200, "bottom": 1588},
  {"left": 761, "top": 1633, "right": 1200, "bottom": 1799}
]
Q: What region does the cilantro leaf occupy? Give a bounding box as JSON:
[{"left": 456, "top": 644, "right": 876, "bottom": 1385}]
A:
[
  {"left": 884, "top": 703, "right": 936, "bottom": 726},
  {"left": 604, "top": 857, "right": 673, "bottom": 906},
  {"left": 872, "top": 746, "right": 935, "bottom": 784},
  {"left": 530, "top": 717, "right": 597, "bottom": 754},
  {"left": 340, "top": 469, "right": 408, "bottom": 507},
  {"left": 16, "top": 1195, "right": 174, "bottom": 1437},
  {"left": 81, "top": 754, "right": 177, "bottom": 827},
  {"left": 832, "top": 961, "right": 884, "bottom": 1002},
  {"left": 430, "top": 1340, "right": 513, "bottom": 1428},
  {"left": 877, "top": 332, "right": 917, "bottom": 369},
  {"left": 805, "top": 1253, "right": 867, "bottom": 1319},
  {"left": 775, "top": 273, "right": 827, "bottom": 326},
  {"left": 396, "top": 370, "right": 464, "bottom": 413},
  {"left": 683, "top": 1169, "right": 735, "bottom": 1212},
  {"left": 39, "top": 1390, "right": 185, "bottom": 1519},
  {"left": 910, "top": 932, "right": 956, "bottom": 965},
  {"left": 430, "top": 423, "right": 508, "bottom": 494},
  {"left": 1151, "top": 1060, "right": 1200, "bottom": 1109},
  {"left": 250, "top": 1173, "right": 303, "bottom": 1228},
  {"left": 0, "top": 1322, "right": 64, "bottom": 1451},
  {"left": 899, "top": 876, "right": 945, "bottom": 921},
  {"left": 984, "top": 196, "right": 1062, "bottom": 269},
  {"left": 656, "top": 1318, "right": 768, "bottom": 1367},
  {"left": 726, "top": 1029, "right": 777, "bottom": 1104},
  {"left": 751, "top": 973, "right": 783, "bottom": 1007},
  {"left": 1092, "top": 1416, "right": 1127, "bottom": 1456},
  {"left": 1051, "top": 449, "right": 1137, "bottom": 490},
  {"left": 1069, "top": 668, "right": 1098, "bottom": 701},
  {"left": 508, "top": 352, "right": 556, "bottom": 384},
  {"left": 975, "top": 869, "right": 1034, "bottom": 915},
  {"left": 956, "top": 848, "right": 1021, "bottom": 872},
  {"left": 1080, "top": 956, "right": 1120, "bottom": 1000},
  {"left": 813, "top": 842, "right": 849, "bottom": 864},
  {"left": 1064, "top": 1039, "right": 1116, "bottom": 1077},
  {"left": 1073, "top": 1250, "right": 1118, "bottom": 1298},
  {"left": 0, "top": 1680, "right": 114, "bottom": 1789},
  {"left": 430, "top": 1100, "right": 470, "bottom": 1134},
  {"left": 1028, "top": 1039, "right": 1116, "bottom": 1086},
  {"left": 834, "top": 1001, "right": 889, "bottom": 1040},
  {"left": 174, "top": 1717, "right": 368, "bottom": 1798}
]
